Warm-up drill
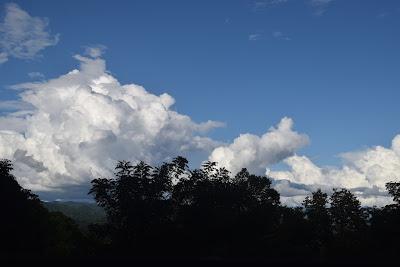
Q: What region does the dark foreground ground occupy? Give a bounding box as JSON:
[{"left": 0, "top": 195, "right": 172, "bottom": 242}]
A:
[{"left": 1, "top": 257, "right": 397, "bottom": 267}]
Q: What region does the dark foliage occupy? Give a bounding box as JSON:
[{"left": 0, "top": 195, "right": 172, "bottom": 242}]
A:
[
  {"left": 87, "top": 157, "right": 400, "bottom": 263},
  {"left": 2, "top": 157, "right": 400, "bottom": 264},
  {"left": 0, "top": 159, "right": 87, "bottom": 259}
]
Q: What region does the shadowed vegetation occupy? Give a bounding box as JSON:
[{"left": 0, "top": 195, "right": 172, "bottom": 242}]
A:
[{"left": 1, "top": 157, "right": 400, "bottom": 264}]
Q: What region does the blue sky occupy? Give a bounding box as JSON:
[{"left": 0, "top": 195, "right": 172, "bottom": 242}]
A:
[{"left": 1, "top": 0, "right": 400, "bottom": 203}]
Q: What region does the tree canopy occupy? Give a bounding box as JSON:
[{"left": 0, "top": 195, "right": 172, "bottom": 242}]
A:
[{"left": 2, "top": 156, "right": 400, "bottom": 264}]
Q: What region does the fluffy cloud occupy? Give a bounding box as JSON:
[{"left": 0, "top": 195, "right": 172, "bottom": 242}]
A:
[
  {"left": 0, "top": 49, "right": 313, "bottom": 198},
  {"left": 209, "top": 117, "right": 309, "bottom": 175},
  {"left": 0, "top": 52, "right": 224, "bottom": 191},
  {"left": 268, "top": 135, "right": 400, "bottom": 206},
  {"left": 1, "top": 44, "right": 397, "bottom": 207},
  {"left": 0, "top": 3, "right": 59, "bottom": 63}
]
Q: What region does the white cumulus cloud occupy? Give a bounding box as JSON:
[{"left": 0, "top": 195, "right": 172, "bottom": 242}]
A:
[
  {"left": 0, "top": 52, "right": 223, "bottom": 191},
  {"left": 0, "top": 3, "right": 59, "bottom": 63},
  {"left": 208, "top": 117, "right": 309, "bottom": 175}
]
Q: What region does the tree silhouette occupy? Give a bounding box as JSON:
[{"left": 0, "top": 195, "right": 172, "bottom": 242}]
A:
[
  {"left": 88, "top": 157, "right": 283, "bottom": 258},
  {"left": 303, "top": 189, "right": 332, "bottom": 255},
  {"left": 366, "top": 181, "right": 400, "bottom": 261},
  {"left": 0, "top": 159, "right": 85, "bottom": 259},
  {"left": 0, "top": 159, "right": 46, "bottom": 258},
  {"left": 330, "top": 189, "right": 367, "bottom": 234},
  {"left": 329, "top": 188, "right": 368, "bottom": 258}
]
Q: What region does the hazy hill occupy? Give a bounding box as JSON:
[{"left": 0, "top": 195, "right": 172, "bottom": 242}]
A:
[{"left": 44, "top": 201, "right": 106, "bottom": 231}]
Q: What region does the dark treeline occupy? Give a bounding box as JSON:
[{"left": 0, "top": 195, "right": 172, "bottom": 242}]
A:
[{"left": 1, "top": 157, "right": 400, "bottom": 264}]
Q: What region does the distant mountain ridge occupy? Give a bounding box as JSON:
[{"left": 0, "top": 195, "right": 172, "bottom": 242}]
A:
[{"left": 43, "top": 201, "right": 106, "bottom": 231}]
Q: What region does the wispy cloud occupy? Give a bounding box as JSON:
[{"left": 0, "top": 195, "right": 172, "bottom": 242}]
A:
[
  {"left": 253, "top": 0, "right": 288, "bottom": 11},
  {"left": 253, "top": 0, "right": 333, "bottom": 16},
  {"left": 273, "top": 31, "right": 291, "bottom": 41},
  {"left": 0, "top": 3, "right": 59, "bottom": 64},
  {"left": 0, "top": 52, "right": 8, "bottom": 63},
  {"left": 0, "top": 100, "right": 33, "bottom": 111},
  {"left": 309, "top": 0, "right": 334, "bottom": 16},
  {"left": 249, "top": 33, "right": 262, "bottom": 41},
  {"left": 377, "top": 11, "right": 389, "bottom": 19},
  {"left": 28, "top": 72, "right": 45, "bottom": 79}
]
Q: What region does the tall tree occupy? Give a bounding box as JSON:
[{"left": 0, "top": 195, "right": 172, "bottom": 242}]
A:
[
  {"left": 329, "top": 188, "right": 368, "bottom": 258},
  {"left": 330, "top": 188, "right": 367, "bottom": 235},
  {"left": 303, "top": 189, "right": 332, "bottom": 252}
]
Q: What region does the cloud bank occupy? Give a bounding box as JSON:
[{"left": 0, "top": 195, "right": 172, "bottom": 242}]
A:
[
  {"left": 0, "top": 46, "right": 398, "bottom": 206},
  {"left": 268, "top": 136, "right": 400, "bottom": 206},
  {"left": 0, "top": 3, "right": 59, "bottom": 63},
  {"left": 0, "top": 49, "right": 312, "bottom": 199}
]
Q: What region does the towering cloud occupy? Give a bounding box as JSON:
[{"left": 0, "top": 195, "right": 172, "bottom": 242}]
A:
[{"left": 0, "top": 53, "right": 223, "bottom": 191}]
